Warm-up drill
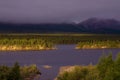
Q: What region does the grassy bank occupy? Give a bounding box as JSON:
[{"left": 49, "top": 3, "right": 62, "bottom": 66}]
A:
[
  {"left": 0, "top": 34, "right": 120, "bottom": 44},
  {"left": 76, "top": 40, "right": 120, "bottom": 49},
  {"left": 56, "top": 53, "right": 120, "bottom": 80},
  {"left": 0, "top": 38, "right": 55, "bottom": 51},
  {"left": 0, "top": 34, "right": 120, "bottom": 50},
  {"left": 0, "top": 62, "right": 41, "bottom": 80}
]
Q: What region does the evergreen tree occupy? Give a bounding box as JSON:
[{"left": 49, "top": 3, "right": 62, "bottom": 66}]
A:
[
  {"left": 97, "top": 54, "right": 114, "bottom": 80},
  {"left": 114, "top": 53, "right": 120, "bottom": 80},
  {"left": 7, "top": 62, "right": 22, "bottom": 80}
]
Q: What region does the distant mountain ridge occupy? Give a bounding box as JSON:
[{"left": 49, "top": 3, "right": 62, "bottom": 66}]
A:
[
  {"left": 77, "top": 18, "right": 120, "bottom": 33},
  {"left": 0, "top": 18, "right": 120, "bottom": 34}
]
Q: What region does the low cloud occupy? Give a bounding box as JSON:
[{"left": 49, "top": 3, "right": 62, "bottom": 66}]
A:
[{"left": 0, "top": 0, "right": 120, "bottom": 23}]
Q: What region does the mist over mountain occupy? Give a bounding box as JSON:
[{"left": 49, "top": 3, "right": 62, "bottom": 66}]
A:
[
  {"left": 77, "top": 18, "right": 120, "bottom": 33},
  {"left": 0, "top": 18, "right": 120, "bottom": 34}
]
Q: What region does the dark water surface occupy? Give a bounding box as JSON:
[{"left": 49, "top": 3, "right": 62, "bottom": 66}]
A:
[{"left": 0, "top": 45, "right": 120, "bottom": 80}]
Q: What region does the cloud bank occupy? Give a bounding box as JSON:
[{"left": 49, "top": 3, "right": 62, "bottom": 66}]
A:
[{"left": 0, "top": 0, "right": 120, "bottom": 23}]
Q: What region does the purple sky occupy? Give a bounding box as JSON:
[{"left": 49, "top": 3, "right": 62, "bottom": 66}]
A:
[{"left": 0, "top": 0, "right": 120, "bottom": 23}]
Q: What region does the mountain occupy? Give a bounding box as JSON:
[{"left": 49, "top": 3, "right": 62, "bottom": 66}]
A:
[
  {"left": 0, "top": 23, "right": 81, "bottom": 33},
  {"left": 77, "top": 18, "right": 120, "bottom": 33},
  {"left": 0, "top": 18, "right": 120, "bottom": 34}
]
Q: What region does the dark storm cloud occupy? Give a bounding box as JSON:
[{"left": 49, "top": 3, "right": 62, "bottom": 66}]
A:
[{"left": 0, "top": 0, "right": 120, "bottom": 23}]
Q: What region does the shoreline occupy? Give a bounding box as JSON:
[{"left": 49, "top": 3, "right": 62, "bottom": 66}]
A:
[
  {"left": 0, "top": 46, "right": 56, "bottom": 51},
  {"left": 75, "top": 47, "right": 120, "bottom": 49}
]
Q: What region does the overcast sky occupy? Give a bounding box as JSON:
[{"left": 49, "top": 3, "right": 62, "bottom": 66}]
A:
[{"left": 0, "top": 0, "right": 120, "bottom": 23}]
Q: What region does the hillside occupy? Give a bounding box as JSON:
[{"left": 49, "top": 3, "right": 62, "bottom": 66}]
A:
[
  {"left": 77, "top": 18, "right": 120, "bottom": 33},
  {"left": 0, "top": 18, "right": 120, "bottom": 34}
]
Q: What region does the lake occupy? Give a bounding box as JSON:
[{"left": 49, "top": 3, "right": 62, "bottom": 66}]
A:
[{"left": 0, "top": 45, "right": 120, "bottom": 80}]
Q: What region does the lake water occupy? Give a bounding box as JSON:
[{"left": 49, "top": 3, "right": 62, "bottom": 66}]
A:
[{"left": 0, "top": 45, "right": 120, "bottom": 80}]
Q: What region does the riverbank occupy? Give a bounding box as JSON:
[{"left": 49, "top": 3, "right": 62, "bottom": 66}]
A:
[
  {"left": 0, "top": 34, "right": 120, "bottom": 51},
  {"left": 0, "top": 45, "right": 56, "bottom": 51},
  {"left": 55, "top": 65, "right": 96, "bottom": 80},
  {"left": 55, "top": 53, "right": 120, "bottom": 80},
  {"left": 0, "top": 38, "right": 55, "bottom": 51},
  {"left": 76, "top": 40, "right": 120, "bottom": 49}
]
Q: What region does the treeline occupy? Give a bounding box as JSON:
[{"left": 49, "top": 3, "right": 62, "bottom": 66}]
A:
[
  {"left": 57, "top": 53, "right": 120, "bottom": 80},
  {"left": 76, "top": 40, "right": 120, "bottom": 49},
  {"left": 0, "top": 34, "right": 120, "bottom": 50},
  {"left": 0, "top": 38, "right": 54, "bottom": 50},
  {"left": 0, "top": 34, "right": 120, "bottom": 44},
  {"left": 0, "top": 62, "right": 41, "bottom": 80}
]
